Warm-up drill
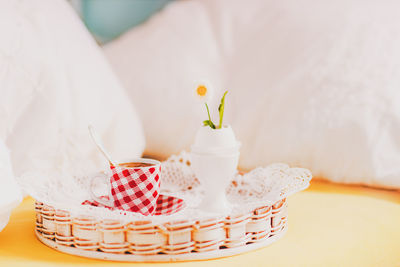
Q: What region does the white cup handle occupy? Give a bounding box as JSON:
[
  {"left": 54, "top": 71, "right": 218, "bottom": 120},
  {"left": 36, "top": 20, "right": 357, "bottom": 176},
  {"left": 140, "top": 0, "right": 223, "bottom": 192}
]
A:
[{"left": 90, "top": 174, "right": 114, "bottom": 207}]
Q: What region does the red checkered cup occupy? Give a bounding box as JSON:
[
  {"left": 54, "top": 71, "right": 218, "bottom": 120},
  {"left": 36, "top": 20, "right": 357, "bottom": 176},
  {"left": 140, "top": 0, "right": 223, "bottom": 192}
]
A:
[{"left": 90, "top": 158, "right": 161, "bottom": 216}]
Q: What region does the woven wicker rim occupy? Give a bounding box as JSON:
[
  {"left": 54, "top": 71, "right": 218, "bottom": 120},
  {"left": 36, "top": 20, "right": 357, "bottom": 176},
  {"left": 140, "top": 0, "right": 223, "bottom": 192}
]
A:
[{"left": 35, "top": 198, "right": 288, "bottom": 261}]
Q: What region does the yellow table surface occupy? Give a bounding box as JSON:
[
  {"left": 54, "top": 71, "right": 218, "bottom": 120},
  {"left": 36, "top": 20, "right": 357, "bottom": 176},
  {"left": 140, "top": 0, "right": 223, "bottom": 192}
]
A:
[{"left": 0, "top": 180, "right": 399, "bottom": 267}]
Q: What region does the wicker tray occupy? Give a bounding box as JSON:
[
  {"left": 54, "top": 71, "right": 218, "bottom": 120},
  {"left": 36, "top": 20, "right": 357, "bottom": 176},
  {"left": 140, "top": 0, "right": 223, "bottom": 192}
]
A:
[
  {"left": 34, "top": 198, "right": 288, "bottom": 261},
  {"left": 28, "top": 152, "right": 311, "bottom": 261}
]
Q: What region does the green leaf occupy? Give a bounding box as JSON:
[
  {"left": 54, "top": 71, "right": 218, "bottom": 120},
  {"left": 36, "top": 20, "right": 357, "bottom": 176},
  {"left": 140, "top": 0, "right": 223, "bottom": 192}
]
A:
[
  {"left": 203, "top": 120, "right": 216, "bottom": 129},
  {"left": 218, "top": 91, "right": 228, "bottom": 128},
  {"left": 204, "top": 103, "right": 216, "bottom": 129}
]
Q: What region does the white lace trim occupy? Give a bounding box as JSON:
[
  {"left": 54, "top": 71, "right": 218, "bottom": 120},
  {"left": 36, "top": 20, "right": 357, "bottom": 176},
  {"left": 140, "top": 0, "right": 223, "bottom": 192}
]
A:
[{"left": 19, "top": 151, "right": 311, "bottom": 223}]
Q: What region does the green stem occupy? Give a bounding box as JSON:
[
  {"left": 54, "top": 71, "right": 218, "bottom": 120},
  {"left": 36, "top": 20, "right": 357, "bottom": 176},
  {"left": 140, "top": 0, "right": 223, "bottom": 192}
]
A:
[
  {"left": 218, "top": 91, "right": 228, "bottom": 129},
  {"left": 205, "top": 103, "right": 216, "bottom": 129},
  {"left": 205, "top": 103, "right": 212, "bottom": 122}
]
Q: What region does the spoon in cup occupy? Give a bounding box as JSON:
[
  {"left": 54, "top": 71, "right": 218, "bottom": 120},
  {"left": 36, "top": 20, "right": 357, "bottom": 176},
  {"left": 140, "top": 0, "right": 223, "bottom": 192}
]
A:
[{"left": 88, "top": 125, "right": 117, "bottom": 166}]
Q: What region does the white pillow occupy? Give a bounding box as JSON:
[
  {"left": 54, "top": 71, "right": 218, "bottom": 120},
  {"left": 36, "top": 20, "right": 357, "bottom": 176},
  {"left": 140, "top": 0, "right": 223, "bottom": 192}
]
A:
[
  {"left": 105, "top": 0, "right": 400, "bottom": 189},
  {"left": 0, "top": 0, "right": 145, "bottom": 180}
]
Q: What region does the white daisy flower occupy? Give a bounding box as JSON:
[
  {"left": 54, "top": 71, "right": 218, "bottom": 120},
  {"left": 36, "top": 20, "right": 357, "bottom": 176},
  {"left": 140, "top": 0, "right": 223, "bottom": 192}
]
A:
[{"left": 194, "top": 80, "right": 214, "bottom": 104}]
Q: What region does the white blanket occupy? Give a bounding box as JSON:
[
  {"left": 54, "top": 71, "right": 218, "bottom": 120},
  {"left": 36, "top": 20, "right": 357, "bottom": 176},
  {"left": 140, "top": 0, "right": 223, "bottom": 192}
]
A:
[
  {"left": 105, "top": 0, "right": 400, "bottom": 189},
  {"left": 0, "top": 140, "right": 22, "bottom": 232},
  {"left": 0, "top": 0, "right": 145, "bottom": 184}
]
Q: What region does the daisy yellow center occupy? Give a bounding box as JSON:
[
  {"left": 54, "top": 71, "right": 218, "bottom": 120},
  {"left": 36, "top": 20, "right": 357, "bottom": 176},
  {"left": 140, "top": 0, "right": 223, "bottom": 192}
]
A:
[{"left": 196, "top": 85, "right": 207, "bottom": 97}]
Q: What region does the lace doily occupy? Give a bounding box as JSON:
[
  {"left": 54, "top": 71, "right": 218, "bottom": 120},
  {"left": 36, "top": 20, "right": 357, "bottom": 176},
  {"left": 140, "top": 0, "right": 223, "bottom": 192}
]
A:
[{"left": 19, "top": 151, "right": 312, "bottom": 223}]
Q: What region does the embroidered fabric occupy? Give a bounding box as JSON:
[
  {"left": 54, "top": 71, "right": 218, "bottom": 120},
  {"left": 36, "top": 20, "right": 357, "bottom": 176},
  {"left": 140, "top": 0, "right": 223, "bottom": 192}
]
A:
[{"left": 19, "top": 151, "right": 311, "bottom": 223}]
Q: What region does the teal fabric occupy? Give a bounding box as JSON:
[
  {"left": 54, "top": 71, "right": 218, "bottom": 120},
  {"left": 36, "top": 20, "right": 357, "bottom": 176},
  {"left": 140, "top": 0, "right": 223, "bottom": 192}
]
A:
[{"left": 81, "top": 0, "right": 171, "bottom": 43}]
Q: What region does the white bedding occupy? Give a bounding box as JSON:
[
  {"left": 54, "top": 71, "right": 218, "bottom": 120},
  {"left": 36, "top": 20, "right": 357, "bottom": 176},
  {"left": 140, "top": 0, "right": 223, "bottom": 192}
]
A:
[
  {"left": 0, "top": 0, "right": 145, "bottom": 184},
  {"left": 105, "top": 0, "right": 400, "bottom": 189},
  {"left": 0, "top": 141, "right": 22, "bottom": 232}
]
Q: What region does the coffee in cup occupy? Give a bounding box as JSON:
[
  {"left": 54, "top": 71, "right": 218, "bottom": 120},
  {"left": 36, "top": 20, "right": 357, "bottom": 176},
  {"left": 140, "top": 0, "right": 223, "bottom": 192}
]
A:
[
  {"left": 118, "top": 162, "right": 155, "bottom": 168},
  {"left": 90, "top": 158, "right": 161, "bottom": 215}
]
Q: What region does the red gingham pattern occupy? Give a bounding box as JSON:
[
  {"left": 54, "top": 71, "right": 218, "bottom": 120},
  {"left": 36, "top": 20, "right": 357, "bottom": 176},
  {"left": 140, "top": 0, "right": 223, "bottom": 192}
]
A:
[
  {"left": 82, "top": 194, "right": 185, "bottom": 216},
  {"left": 154, "top": 195, "right": 186, "bottom": 215},
  {"left": 108, "top": 165, "right": 161, "bottom": 216}
]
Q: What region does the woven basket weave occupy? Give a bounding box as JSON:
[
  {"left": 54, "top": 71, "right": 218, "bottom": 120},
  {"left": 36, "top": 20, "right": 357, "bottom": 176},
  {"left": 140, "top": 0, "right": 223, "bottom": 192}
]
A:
[
  {"left": 35, "top": 198, "right": 287, "bottom": 259},
  {"left": 29, "top": 152, "right": 311, "bottom": 261}
]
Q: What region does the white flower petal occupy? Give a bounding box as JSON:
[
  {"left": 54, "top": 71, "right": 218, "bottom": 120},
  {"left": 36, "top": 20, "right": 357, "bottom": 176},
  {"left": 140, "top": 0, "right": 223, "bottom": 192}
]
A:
[{"left": 193, "top": 80, "right": 214, "bottom": 103}]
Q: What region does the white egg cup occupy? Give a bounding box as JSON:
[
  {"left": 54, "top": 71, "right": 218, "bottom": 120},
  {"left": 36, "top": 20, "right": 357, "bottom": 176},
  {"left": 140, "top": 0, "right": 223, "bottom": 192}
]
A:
[{"left": 191, "top": 125, "right": 240, "bottom": 214}]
